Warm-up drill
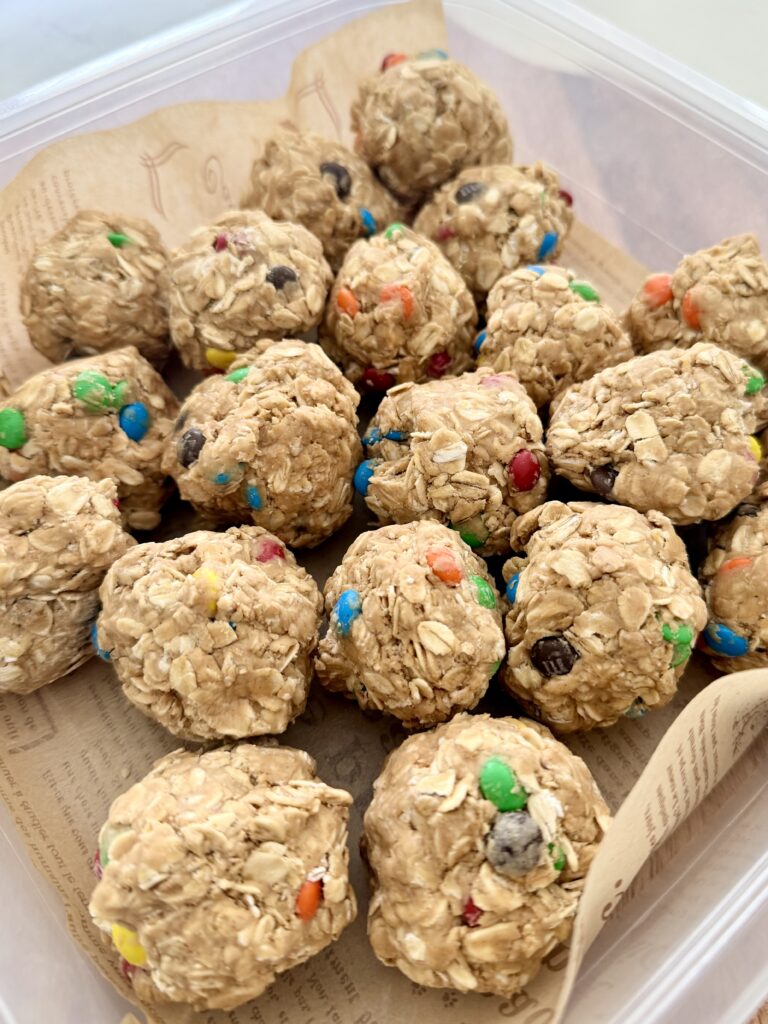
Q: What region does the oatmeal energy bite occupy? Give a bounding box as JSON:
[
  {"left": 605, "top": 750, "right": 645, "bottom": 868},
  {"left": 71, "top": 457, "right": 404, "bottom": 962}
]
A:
[
  {"left": 315, "top": 521, "right": 505, "bottom": 727},
  {"left": 162, "top": 340, "right": 361, "bottom": 547},
  {"left": 0, "top": 346, "right": 179, "bottom": 531},
  {"left": 0, "top": 476, "right": 134, "bottom": 694},
  {"left": 167, "top": 209, "right": 332, "bottom": 370},
  {"left": 626, "top": 234, "right": 768, "bottom": 373},
  {"left": 699, "top": 500, "right": 768, "bottom": 672},
  {"left": 364, "top": 713, "right": 610, "bottom": 995},
  {"left": 322, "top": 224, "right": 477, "bottom": 389},
  {"left": 502, "top": 501, "right": 707, "bottom": 732},
  {"left": 90, "top": 744, "right": 356, "bottom": 1010},
  {"left": 479, "top": 265, "right": 633, "bottom": 408},
  {"left": 547, "top": 342, "right": 768, "bottom": 524},
  {"left": 352, "top": 52, "right": 512, "bottom": 201},
  {"left": 96, "top": 526, "right": 321, "bottom": 740},
  {"left": 414, "top": 163, "right": 573, "bottom": 298},
  {"left": 243, "top": 127, "right": 401, "bottom": 271},
  {"left": 21, "top": 210, "right": 170, "bottom": 365},
  {"left": 358, "top": 369, "right": 548, "bottom": 556}
]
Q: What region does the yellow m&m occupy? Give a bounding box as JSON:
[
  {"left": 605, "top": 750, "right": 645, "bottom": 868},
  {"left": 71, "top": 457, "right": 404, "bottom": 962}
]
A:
[{"left": 111, "top": 923, "right": 147, "bottom": 967}]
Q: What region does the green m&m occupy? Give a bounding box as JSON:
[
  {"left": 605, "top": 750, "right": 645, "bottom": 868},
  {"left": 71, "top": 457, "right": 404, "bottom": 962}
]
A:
[
  {"left": 471, "top": 575, "right": 496, "bottom": 609},
  {"left": 479, "top": 757, "right": 528, "bottom": 811},
  {"left": 0, "top": 408, "right": 27, "bottom": 450},
  {"left": 72, "top": 371, "right": 128, "bottom": 411}
]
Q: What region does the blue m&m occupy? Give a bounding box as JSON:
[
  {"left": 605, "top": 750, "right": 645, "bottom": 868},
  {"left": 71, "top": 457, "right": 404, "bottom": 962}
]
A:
[
  {"left": 245, "top": 485, "right": 263, "bottom": 510},
  {"left": 354, "top": 459, "right": 378, "bottom": 496},
  {"left": 332, "top": 589, "right": 362, "bottom": 637},
  {"left": 360, "top": 208, "right": 377, "bottom": 236},
  {"left": 703, "top": 622, "right": 749, "bottom": 657},
  {"left": 473, "top": 331, "right": 487, "bottom": 355},
  {"left": 91, "top": 621, "right": 111, "bottom": 661},
  {"left": 506, "top": 573, "right": 520, "bottom": 603},
  {"left": 118, "top": 402, "right": 150, "bottom": 442},
  {"left": 537, "top": 232, "right": 558, "bottom": 260}
]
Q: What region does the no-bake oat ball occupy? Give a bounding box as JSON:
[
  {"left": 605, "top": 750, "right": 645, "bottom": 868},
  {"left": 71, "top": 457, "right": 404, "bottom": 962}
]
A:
[
  {"left": 478, "top": 265, "right": 632, "bottom": 408},
  {"left": 95, "top": 526, "right": 321, "bottom": 740},
  {"left": 243, "top": 127, "right": 401, "bottom": 271},
  {"left": 626, "top": 234, "right": 768, "bottom": 374},
  {"left": 166, "top": 209, "right": 332, "bottom": 371},
  {"left": 0, "top": 346, "right": 179, "bottom": 531},
  {"left": 20, "top": 210, "right": 170, "bottom": 365},
  {"left": 501, "top": 501, "right": 707, "bottom": 732},
  {"left": 89, "top": 744, "right": 357, "bottom": 1011},
  {"left": 352, "top": 53, "right": 512, "bottom": 201},
  {"left": 322, "top": 224, "right": 477, "bottom": 389},
  {"left": 357, "top": 369, "right": 548, "bottom": 556},
  {"left": 699, "top": 500, "right": 768, "bottom": 672},
  {"left": 162, "top": 340, "right": 361, "bottom": 547},
  {"left": 364, "top": 713, "right": 610, "bottom": 996},
  {"left": 414, "top": 163, "right": 573, "bottom": 298},
  {"left": 546, "top": 343, "right": 768, "bottom": 524},
  {"left": 0, "top": 475, "right": 134, "bottom": 694},
  {"left": 315, "top": 521, "right": 505, "bottom": 727}
]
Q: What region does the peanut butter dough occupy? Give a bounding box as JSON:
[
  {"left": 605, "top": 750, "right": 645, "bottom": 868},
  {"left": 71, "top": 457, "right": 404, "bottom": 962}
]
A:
[
  {"left": 243, "top": 128, "right": 401, "bottom": 271},
  {"left": 321, "top": 224, "right": 476, "bottom": 389},
  {"left": 162, "top": 340, "right": 361, "bottom": 547},
  {"left": 502, "top": 501, "right": 707, "bottom": 732},
  {"left": 546, "top": 343, "right": 768, "bottom": 524},
  {"left": 0, "top": 347, "right": 179, "bottom": 531},
  {"left": 358, "top": 369, "right": 548, "bottom": 555},
  {"left": 167, "top": 210, "right": 332, "bottom": 370},
  {"left": 626, "top": 234, "right": 768, "bottom": 373},
  {"left": 352, "top": 54, "right": 513, "bottom": 201},
  {"left": 364, "top": 713, "right": 610, "bottom": 995},
  {"left": 20, "top": 210, "right": 169, "bottom": 365},
  {"left": 414, "top": 164, "right": 573, "bottom": 298},
  {"left": 0, "top": 475, "right": 133, "bottom": 694},
  {"left": 699, "top": 501, "right": 768, "bottom": 672},
  {"left": 89, "top": 744, "right": 356, "bottom": 1011},
  {"left": 315, "top": 521, "right": 505, "bottom": 727},
  {"left": 479, "top": 266, "right": 632, "bottom": 407},
  {"left": 96, "top": 525, "right": 321, "bottom": 740}
]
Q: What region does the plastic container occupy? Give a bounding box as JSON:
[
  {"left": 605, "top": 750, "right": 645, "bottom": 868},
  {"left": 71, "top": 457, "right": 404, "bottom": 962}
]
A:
[{"left": 1, "top": 2, "right": 768, "bottom": 1022}]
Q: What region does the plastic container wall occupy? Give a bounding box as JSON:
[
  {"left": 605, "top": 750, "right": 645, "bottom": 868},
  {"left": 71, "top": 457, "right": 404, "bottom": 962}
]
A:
[{"left": 1, "top": 2, "right": 768, "bottom": 1023}]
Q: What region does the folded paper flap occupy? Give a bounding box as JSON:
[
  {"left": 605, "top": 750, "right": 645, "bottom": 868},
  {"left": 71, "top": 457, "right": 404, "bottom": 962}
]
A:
[{"left": 0, "top": 2, "right": 766, "bottom": 1023}]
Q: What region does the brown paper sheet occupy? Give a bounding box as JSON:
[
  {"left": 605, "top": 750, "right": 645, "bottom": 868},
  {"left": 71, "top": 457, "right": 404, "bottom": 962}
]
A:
[{"left": 0, "top": 2, "right": 767, "bottom": 1023}]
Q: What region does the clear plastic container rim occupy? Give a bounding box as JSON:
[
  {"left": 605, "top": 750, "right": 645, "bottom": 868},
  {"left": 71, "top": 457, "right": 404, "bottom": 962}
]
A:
[{"left": 1, "top": 0, "right": 767, "bottom": 172}]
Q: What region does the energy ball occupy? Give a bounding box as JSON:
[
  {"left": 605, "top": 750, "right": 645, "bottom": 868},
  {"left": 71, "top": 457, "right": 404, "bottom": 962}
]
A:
[
  {"left": 546, "top": 343, "right": 768, "bottom": 524},
  {"left": 501, "top": 501, "right": 707, "bottom": 732},
  {"left": 89, "top": 744, "right": 356, "bottom": 1011},
  {"left": 162, "top": 340, "right": 361, "bottom": 547},
  {"left": 414, "top": 163, "right": 573, "bottom": 298},
  {"left": 315, "top": 521, "right": 505, "bottom": 727},
  {"left": 478, "top": 266, "right": 633, "bottom": 408},
  {"left": 352, "top": 53, "right": 513, "bottom": 202},
  {"left": 243, "top": 127, "right": 401, "bottom": 271},
  {"left": 699, "top": 501, "right": 768, "bottom": 672},
  {"left": 363, "top": 713, "right": 610, "bottom": 995},
  {"left": 0, "top": 475, "right": 133, "bottom": 694},
  {"left": 358, "top": 369, "right": 548, "bottom": 556},
  {"left": 626, "top": 234, "right": 768, "bottom": 374},
  {"left": 321, "top": 224, "right": 476, "bottom": 389},
  {"left": 96, "top": 526, "right": 321, "bottom": 740},
  {"left": 166, "top": 210, "right": 332, "bottom": 371},
  {"left": 20, "top": 210, "right": 169, "bottom": 365},
  {"left": 0, "top": 346, "right": 179, "bottom": 531}
]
